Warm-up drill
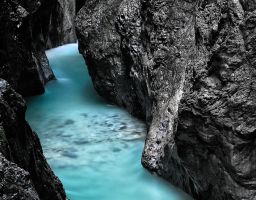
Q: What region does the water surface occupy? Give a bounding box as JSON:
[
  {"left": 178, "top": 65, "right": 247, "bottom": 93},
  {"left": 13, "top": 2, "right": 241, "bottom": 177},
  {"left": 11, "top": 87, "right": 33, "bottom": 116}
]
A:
[{"left": 26, "top": 44, "right": 192, "bottom": 200}]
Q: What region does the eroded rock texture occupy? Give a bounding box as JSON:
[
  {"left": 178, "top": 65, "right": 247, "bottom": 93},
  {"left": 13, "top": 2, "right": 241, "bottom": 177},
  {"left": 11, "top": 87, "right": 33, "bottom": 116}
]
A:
[
  {"left": 47, "top": 0, "right": 77, "bottom": 49},
  {"left": 0, "top": 79, "right": 66, "bottom": 200},
  {"left": 76, "top": 0, "right": 256, "bottom": 199},
  {"left": 0, "top": 153, "right": 40, "bottom": 200},
  {"left": 0, "top": 0, "right": 77, "bottom": 96}
]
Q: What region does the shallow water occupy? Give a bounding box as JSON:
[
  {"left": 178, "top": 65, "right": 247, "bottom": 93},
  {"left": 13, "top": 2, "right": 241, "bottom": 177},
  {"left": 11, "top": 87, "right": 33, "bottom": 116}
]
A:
[{"left": 26, "top": 44, "right": 192, "bottom": 200}]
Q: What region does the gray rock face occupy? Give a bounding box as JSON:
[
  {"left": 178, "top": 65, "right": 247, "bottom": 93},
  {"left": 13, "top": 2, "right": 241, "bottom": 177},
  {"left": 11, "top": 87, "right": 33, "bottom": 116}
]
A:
[
  {"left": 0, "top": 0, "right": 77, "bottom": 96},
  {"left": 0, "top": 153, "right": 40, "bottom": 200},
  {"left": 0, "top": 0, "right": 82, "bottom": 199},
  {"left": 0, "top": 79, "right": 67, "bottom": 200},
  {"left": 46, "top": 0, "right": 77, "bottom": 49},
  {"left": 0, "top": 0, "right": 85, "bottom": 199},
  {"left": 76, "top": 0, "right": 87, "bottom": 13},
  {"left": 76, "top": 0, "right": 256, "bottom": 199}
]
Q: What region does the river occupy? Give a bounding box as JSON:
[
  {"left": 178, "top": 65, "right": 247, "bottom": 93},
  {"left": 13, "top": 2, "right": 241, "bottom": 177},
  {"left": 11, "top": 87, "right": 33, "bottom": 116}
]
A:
[{"left": 26, "top": 43, "right": 192, "bottom": 200}]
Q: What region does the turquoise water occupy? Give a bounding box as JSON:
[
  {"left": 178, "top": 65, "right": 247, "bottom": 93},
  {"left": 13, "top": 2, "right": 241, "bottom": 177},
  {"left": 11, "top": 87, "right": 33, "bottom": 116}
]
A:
[{"left": 25, "top": 44, "right": 192, "bottom": 200}]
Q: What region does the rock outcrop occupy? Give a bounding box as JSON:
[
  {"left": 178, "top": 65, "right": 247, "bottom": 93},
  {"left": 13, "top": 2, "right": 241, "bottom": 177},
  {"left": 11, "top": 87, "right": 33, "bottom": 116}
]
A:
[
  {"left": 76, "top": 0, "right": 256, "bottom": 199},
  {"left": 0, "top": 0, "right": 78, "bottom": 199},
  {"left": 0, "top": 153, "right": 40, "bottom": 200},
  {"left": 46, "top": 0, "right": 77, "bottom": 49},
  {"left": 76, "top": 0, "right": 87, "bottom": 13},
  {"left": 0, "top": 79, "right": 66, "bottom": 200},
  {"left": 0, "top": 0, "right": 77, "bottom": 96}
]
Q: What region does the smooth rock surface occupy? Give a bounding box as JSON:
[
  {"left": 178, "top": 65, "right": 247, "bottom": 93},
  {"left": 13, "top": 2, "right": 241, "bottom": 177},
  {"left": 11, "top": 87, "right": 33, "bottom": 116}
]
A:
[{"left": 76, "top": 0, "right": 256, "bottom": 199}]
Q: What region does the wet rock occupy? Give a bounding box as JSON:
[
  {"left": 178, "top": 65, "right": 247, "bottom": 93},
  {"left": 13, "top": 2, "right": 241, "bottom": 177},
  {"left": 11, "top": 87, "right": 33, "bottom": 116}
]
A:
[
  {"left": 64, "top": 119, "right": 75, "bottom": 125},
  {"left": 56, "top": 119, "right": 75, "bottom": 128},
  {"left": 74, "top": 140, "right": 90, "bottom": 145},
  {"left": 120, "top": 122, "right": 127, "bottom": 126},
  {"left": 0, "top": 79, "right": 66, "bottom": 200},
  {"left": 119, "top": 125, "right": 127, "bottom": 130},
  {"left": 61, "top": 147, "right": 78, "bottom": 159},
  {"left": 112, "top": 147, "right": 121, "bottom": 153},
  {"left": 122, "top": 143, "right": 129, "bottom": 149},
  {"left": 61, "top": 151, "right": 78, "bottom": 159},
  {"left": 106, "top": 123, "right": 114, "bottom": 127},
  {"left": 76, "top": 0, "right": 256, "bottom": 199},
  {"left": 62, "top": 134, "right": 72, "bottom": 138},
  {"left": 123, "top": 137, "right": 141, "bottom": 142},
  {"left": 55, "top": 131, "right": 64, "bottom": 137},
  {"left": 81, "top": 113, "right": 88, "bottom": 118},
  {"left": 133, "top": 131, "right": 144, "bottom": 137}
]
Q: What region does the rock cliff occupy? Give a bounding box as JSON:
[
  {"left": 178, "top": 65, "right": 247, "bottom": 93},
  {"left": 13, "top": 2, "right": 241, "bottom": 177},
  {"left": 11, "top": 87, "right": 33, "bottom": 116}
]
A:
[
  {"left": 0, "top": 0, "right": 80, "bottom": 199},
  {"left": 76, "top": 0, "right": 256, "bottom": 199},
  {"left": 0, "top": 79, "right": 66, "bottom": 200},
  {"left": 0, "top": 0, "right": 77, "bottom": 96},
  {"left": 0, "top": 153, "right": 40, "bottom": 200}
]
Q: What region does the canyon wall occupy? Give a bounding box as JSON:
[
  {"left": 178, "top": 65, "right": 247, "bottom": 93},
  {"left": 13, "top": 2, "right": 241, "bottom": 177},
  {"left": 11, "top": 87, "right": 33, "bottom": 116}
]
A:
[
  {"left": 0, "top": 0, "right": 77, "bottom": 96},
  {"left": 0, "top": 79, "right": 66, "bottom": 200},
  {"left": 76, "top": 0, "right": 256, "bottom": 199},
  {"left": 0, "top": 0, "right": 80, "bottom": 199}
]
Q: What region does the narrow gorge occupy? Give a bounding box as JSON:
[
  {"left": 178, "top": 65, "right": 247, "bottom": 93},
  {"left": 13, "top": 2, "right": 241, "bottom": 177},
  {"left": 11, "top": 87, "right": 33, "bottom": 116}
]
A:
[
  {"left": 1, "top": 0, "right": 256, "bottom": 200},
  {"left": 25, "top": 43, "right": 192, "bottom": 200}
]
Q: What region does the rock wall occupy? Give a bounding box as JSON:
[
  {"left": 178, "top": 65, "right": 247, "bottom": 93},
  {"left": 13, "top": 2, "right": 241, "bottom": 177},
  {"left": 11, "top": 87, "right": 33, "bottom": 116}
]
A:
[
  {"left": 0, "top": 79, "right": 66, "bottom": 200},
  {"left": 76, "top": 0, "right": 87, "bottom": 13},
  {"left": 76, "top": 0, "right": 256, "bottom": 199},
  {"left": 0, "top": 0, "right": 77, "bottom": 96},
  {"left": 46, "top": 0, "right": 77, "bottom": 49},
  {"left": 0, "top": 0, "right": 79, "bottom": 199},
  {"left": 0, "top": 153, "right": 40, "bottom": 200}
]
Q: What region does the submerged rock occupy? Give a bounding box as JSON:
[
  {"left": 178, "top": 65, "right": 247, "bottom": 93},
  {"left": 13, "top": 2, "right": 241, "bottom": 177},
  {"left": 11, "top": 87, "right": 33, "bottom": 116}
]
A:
[
  {"left": 64, "top": 119, "right": 75, "bottom": 125},
  {"left": 76, "top": 0, "right": 256, "bottom": 199},
  {"left": 61, "top": 151, "right": 78, "bottom": 159},
  {"left": 0, "top": 79, "right": 66, "bottom": 200}
]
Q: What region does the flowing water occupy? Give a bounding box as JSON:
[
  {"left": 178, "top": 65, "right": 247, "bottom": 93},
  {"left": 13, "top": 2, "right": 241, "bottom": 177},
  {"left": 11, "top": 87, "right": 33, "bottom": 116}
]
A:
[{"left": 26, "top": 44, "right": 192, "bottom": 200}]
